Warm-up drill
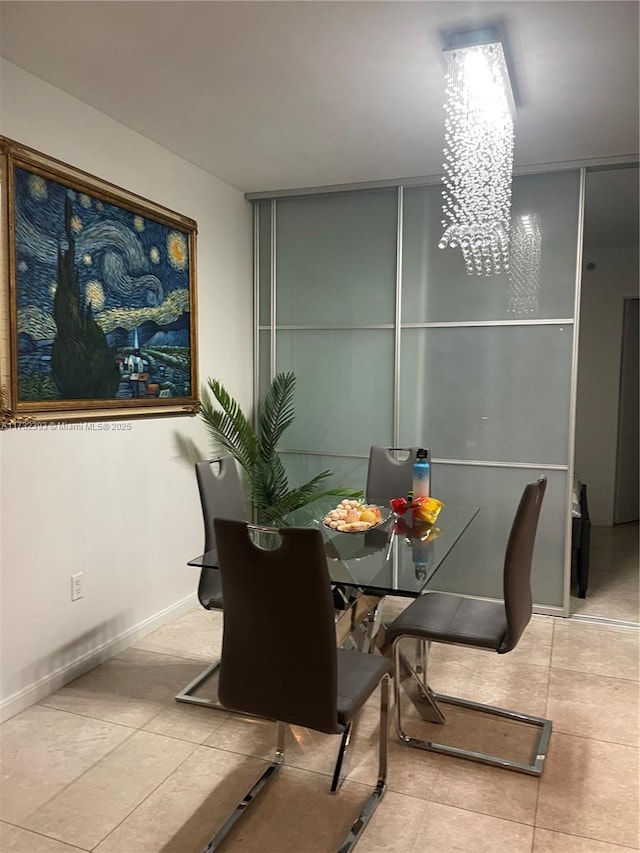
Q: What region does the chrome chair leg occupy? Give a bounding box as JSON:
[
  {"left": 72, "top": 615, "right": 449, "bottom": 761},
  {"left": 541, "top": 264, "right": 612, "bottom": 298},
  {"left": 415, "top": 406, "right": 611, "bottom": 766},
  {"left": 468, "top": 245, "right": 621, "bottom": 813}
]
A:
[
  {"left": 392, "top": 638, "right": 552, "bottom": 776},
  {"left": 202, "top": 721, "right": 286, "bottom": 852},
  {"left": 175, "top": 660, "right": 225, "bottom": 709},
  {"left": 414, "top": 639, "right": 427, "bottom": 685},
  {"left": 203, "top": 677, "right": 390, "bottom": 853},
  {"left": 330, "top": 721, "right": 354, "bottom": 793},
  {"left": 337, "top": 674, "right": 390, "bottom": 853},
  {"left": 331, "top": 599, "right": 385, "bottom": 791}
]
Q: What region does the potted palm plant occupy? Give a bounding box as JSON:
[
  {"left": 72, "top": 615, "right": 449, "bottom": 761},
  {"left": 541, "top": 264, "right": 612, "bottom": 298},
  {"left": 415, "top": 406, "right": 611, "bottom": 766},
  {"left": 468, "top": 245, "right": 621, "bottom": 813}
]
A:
[{"left": 199, "top": 371, "right": 361, "bottom": 524}]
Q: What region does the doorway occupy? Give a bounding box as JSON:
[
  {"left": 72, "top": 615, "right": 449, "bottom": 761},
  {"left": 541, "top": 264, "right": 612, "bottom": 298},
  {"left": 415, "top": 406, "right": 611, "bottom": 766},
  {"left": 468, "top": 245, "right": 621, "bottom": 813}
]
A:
[{"left": 573, "top": 165, "right": 639, "bottom": 623}]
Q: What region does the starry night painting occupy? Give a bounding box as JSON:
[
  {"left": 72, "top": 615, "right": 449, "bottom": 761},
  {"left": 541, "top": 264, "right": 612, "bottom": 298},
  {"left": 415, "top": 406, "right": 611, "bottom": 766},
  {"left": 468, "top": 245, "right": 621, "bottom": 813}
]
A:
[{"left": 3, "top": 140, "right": 199, "bottom": 419}]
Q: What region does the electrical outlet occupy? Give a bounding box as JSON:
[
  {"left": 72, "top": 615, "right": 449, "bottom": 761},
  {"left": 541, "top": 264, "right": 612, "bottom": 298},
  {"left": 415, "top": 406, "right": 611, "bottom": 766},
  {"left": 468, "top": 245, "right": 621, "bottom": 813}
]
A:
[{"left": 71, "top": 572, "right": 84, "bottom": 601}]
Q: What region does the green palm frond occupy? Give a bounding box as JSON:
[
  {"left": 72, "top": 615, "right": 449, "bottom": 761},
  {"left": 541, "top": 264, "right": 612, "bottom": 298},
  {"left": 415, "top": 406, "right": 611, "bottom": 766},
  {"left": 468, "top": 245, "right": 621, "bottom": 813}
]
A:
[
  {"left": 199, "top": 371, "right": 361, "bottom": 524},
  {"left": 200, "top": 378, "right": 257, "bottom": 473},
  {"left": 258, "top": 371, "right": 296, "bottom": 464},
  {"left": 253, "top": 455, "right": 291, "bottom": 516}
]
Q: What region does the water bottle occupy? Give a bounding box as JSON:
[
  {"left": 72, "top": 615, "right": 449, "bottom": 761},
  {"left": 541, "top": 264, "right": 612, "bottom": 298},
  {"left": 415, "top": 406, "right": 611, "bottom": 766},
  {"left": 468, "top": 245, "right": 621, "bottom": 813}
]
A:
[{"left": 412, "top": 450, "right": 430, "bottom": 499}]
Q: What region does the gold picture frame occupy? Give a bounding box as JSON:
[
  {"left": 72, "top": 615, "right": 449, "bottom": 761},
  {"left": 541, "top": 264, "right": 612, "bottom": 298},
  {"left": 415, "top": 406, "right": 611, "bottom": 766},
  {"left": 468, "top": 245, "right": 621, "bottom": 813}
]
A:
[{"left": 0, "top": 137, "right": 199, "bottom": 423}]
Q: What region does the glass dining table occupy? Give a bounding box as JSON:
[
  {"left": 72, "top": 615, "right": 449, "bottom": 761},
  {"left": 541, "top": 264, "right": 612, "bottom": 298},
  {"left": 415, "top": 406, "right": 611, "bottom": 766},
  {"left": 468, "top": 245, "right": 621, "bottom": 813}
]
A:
[{"left": 187, "top": 499, "right": 480, "bottom": 648}]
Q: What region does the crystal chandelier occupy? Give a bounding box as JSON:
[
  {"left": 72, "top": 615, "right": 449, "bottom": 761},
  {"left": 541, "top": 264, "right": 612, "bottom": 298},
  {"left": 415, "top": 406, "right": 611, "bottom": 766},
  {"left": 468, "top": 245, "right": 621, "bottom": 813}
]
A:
[
  {"left": 508, "top": 213, "right": 542, "bottom": 314},
  {"left": 439, "top": 39, "right": 515, "bottom": 276}
]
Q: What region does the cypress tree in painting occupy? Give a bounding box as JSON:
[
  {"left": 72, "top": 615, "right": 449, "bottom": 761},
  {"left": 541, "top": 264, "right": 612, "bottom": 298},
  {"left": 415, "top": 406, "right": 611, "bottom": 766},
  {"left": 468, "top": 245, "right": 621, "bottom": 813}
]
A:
[{"left": 51, "top": 197, "right": 119, "bottom": 399}]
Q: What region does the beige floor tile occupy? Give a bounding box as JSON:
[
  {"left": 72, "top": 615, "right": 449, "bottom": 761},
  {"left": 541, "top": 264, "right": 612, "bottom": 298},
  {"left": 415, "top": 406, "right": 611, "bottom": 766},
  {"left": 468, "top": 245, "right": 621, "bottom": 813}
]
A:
[
  {"left": 397, "top": 699, "right": 545, "bottom": 770},
  {"left": 423, "top": 645, "right": 550, "bottom": 717},
  {"left": 571, "top": 552, "right": 639, "bottom": 623},
  {"left": 204, "top": 713, "right": 284, "bottom": 758},
  {"left": 551, "top": 621, "right": 639, "bottom": 681},
  {"left": 588, "top": 550, "right": 639, "bottom": 577},
  {"left": 342, "top": 790, "right": 428, "bottom": 853},
  {"left": 205, "top": 710, "right": 357, "bottom": 780},
  {"left": 22, "top": 730, "right": 197, "bottom": 850},
  {"left": 547, "top": 669, "right": 639, "bottom": 746},
  {"left": 93, "top": 745, "right": 264, "bottom": 853},
  {"left": 412, "top": 800, "right": 534, "bottom": 852},
  {"left": 203, "top": 685, "right": 430, "bottom": 795},
  {"left": 40, "top": 647, "right": 210, "bottom": 729},
  {"left": 132, "top": 606, "right": 222, "bottom": 662},
  {"left": 428, "top": 752, "right": 540, "bottom": 825},
  {"left": 536, "top": 732, "right": 640, "bottom": 848},
  {"left": 347, "top": 719, "right": 441, "bottom": 800},
  {"left": 205, "top": 769, "right": 379, "bottom": 853},
  {"left": 533, "top": 826, "right": 638, "bottom": 851},
  {"left": 571, "top": 522, "right": 638, "bottom": 623},
  {"left": 93, "top": 745, "right": 366, "bottom": 853},
  {"left": 0, "top": 705, "right": 132, "bottom": 824},
  {"left": 571, "top": 591, "right": 640, "bottom": 624},
  {"left": 509, "top": 616, "right": 555, "bottom": 667},
  {"left": 590, "top": 523, "right": 639, "bottom": 555},
  {"left": 4, "top": 571, "right": 640, "bottom": 853},
  {"left": 0, "top": 822, "right": 90, "bottom": 852},
  {"left": 143, "top": 701, "right": 230, "bottom": 744}
]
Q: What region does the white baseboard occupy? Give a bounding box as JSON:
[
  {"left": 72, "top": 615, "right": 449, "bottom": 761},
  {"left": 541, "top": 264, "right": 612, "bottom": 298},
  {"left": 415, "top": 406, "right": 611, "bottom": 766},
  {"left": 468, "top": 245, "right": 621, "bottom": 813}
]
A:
[{"left": 0, "top": 593, "right": 198, "bottom": 723}]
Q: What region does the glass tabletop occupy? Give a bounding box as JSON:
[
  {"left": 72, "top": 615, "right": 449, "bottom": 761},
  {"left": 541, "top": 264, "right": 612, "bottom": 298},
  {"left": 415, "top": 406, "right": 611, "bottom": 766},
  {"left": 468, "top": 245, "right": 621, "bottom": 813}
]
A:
[{"left": 188, "top": 501, "right": 480, "bottom": 599}]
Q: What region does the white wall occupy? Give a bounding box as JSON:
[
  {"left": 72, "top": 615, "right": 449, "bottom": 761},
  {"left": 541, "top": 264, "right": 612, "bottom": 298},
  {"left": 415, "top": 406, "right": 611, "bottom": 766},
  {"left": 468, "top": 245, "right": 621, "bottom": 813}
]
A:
[
  {"left": 575, "top": 246, "right": 639, "bottom": 525},
  {"left": 0, "top": 61, "right": 253, "bottom": 720}
]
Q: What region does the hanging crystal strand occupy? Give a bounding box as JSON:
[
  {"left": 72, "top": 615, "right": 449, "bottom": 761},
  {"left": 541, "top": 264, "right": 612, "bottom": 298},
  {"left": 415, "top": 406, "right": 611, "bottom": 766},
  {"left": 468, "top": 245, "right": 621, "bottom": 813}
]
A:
[
  {"left": 507, "top": 214, "right": 542, "bottom": 314},
  {"left": 440, "top": 42, "right": 515, "bottom": 276}
]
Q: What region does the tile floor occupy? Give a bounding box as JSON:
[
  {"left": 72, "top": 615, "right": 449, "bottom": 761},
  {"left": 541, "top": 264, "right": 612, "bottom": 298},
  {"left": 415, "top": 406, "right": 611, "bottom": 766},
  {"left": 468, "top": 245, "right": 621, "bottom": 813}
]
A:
[
  {"left": 1, "top": 592, "right": 639, "bottom": 853},
  {"left": 571, "top": 522, "right": 639, "bottom": 624}
]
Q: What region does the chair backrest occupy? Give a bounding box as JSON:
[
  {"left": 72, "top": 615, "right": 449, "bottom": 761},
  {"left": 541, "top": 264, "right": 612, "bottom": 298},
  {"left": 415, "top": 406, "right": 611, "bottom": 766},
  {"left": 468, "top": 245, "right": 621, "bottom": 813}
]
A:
[
  {"left": 195, "top": 456, "right": 248, "bottom": 609},
  {"left": 366, "top": 446, "right": 429, "bottom": 506},
  {"left": 214, "top": 519, "right": 342, "bottom": 734},
  {"left": 195, "top": 455, "right": 248, "bottom": 551},
  {"left": 500, "top": 475, "right": 547, "bottom": 653}
]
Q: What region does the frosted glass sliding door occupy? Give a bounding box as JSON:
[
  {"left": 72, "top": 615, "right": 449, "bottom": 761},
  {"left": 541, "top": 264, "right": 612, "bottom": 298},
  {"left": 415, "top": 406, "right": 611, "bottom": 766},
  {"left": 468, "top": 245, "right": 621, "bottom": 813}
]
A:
[
  {"left": 399, "top": 325, "right": 574, "bottom": 465},
  {"left": 275, "top": 329, "right": 395, "bottom": 456},
  {"left": 424, "top": 466, "right": 568, "bottom": 607},
  {"left": 255, "top": 170, "right": 583, "bottom": 609},
  {"left": 402, "top": 171, "right": 581, "bottom": 323},
  {"left": 275, "top": 190, "right": 398, "bottom": 326}
]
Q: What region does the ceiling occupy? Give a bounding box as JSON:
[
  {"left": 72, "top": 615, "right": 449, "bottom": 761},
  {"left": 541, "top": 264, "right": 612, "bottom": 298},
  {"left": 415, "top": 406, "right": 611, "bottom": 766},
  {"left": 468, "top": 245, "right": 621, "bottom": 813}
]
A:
[{"left": 1, "top": 0, "right": 638, "bottom": 198}]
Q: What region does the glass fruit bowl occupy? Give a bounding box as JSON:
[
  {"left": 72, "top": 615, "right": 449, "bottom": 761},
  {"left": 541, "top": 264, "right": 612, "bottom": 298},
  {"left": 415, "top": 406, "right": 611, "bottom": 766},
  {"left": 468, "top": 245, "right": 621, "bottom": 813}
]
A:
[{"left": 322, "top": 500, "right": 390, "bottom": 534}]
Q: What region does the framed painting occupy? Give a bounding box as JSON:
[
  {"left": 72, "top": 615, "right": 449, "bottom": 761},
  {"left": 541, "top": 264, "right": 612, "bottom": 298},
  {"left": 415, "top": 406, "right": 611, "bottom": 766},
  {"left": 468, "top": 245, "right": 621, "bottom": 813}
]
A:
[{"left": 0, "top": 138, "right": 199, "bottom": 422}]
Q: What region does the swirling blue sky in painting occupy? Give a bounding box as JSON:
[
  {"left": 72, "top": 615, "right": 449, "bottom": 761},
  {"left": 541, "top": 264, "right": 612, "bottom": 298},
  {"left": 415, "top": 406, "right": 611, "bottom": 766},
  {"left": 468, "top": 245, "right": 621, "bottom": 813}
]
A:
[{"left": 14, "top": 166, "right": 191, "bottom": 339}]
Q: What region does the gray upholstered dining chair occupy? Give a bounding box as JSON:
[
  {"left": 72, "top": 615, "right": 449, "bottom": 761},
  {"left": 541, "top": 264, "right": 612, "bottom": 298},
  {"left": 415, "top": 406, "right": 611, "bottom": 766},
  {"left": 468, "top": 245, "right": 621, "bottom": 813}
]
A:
[
  {"left": 385, "top": 475, "right": 551, "bottom": 776},
  {"left": 203, "top": 519, "right": 393, "bottom": 853},
  {"left": 365, "top": 446, "right": 430, "bottom": 506},
  {"left": 175, "top": 455, "right": 248, "bottom": 709}
]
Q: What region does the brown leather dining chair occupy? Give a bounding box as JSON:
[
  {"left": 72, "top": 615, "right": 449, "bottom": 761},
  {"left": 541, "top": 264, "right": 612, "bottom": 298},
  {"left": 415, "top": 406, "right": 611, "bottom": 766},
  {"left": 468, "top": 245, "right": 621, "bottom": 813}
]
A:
[
  {"left": 175, "top": 455, "right": 248, "bottom": 709},
  {"left": 202, "top": 518, "right": 393, "bottom": 853},
  {"left": 385, "top": 475, "right": 551, "bottom": 775}
]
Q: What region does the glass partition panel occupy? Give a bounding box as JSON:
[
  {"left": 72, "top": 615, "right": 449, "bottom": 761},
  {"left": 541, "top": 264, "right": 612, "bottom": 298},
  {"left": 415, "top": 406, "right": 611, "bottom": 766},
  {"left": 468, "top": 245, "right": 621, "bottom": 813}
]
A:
[
  {"left": 402, "top": 170, "right": 581, "bottom": 323},
  {"left": 275, "top": 329, "right": 394, "bottom": 454},
  {"left": 275, "top": 190, "right": 397, "bottom": 326},
  {"left": 424, "top": 465, "right": 566, "bottom": 607},
  {"left": 399, "top": 325, "right": 573, "bottom": 465},
  {"left": 257, "top": 200, "right": 271, "bottom": 326},
  {"left": 281, "top": 452, "right": 368, "bottom": 499}
]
